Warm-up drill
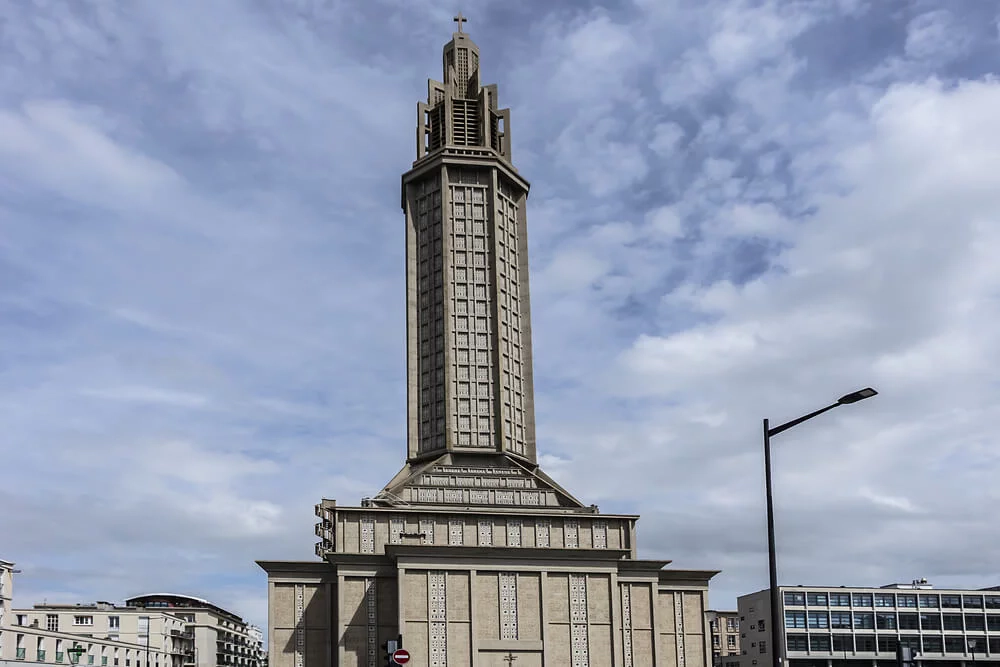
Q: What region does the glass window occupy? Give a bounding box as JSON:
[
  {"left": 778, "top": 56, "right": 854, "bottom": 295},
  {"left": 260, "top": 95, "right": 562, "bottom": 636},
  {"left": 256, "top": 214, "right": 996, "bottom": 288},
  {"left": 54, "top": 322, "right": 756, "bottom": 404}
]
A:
[
  {"left": 830, "top": 593, "right": 852, "bottom": 607},
  {"left": 809, "top": 635, "right": 831, "bottom": 652},
  {"left": 830, "top": 612, "right": 852, "bottom": 629},
  {"left": 987, "top": 615, "right": 1000, "bottom": 631},
  {"left": 852, "top": 593, "right": 873, "bottom": 607},
  {"left": 944, "top": 637, "right": 965, "bottom": 654},
  {"left": 920, "top": 613, "right": 942, "bottom": 630},
  {"left": 855, "top": 635, "right": 876, "bottom": 652},
  {"left": 941, "top": 595, "right": 961, "bottom": 608},
  {"left": 877, "top": 636, "right": 898, "bottom": 653},
  {"left": 968, "top": 637, "right": 986, "bottom": 654},
  {"left": 785, "top": 611, "right": 806, "bottom": 628},
  {"left": 899, "top": 637, "right": 921, "bottom": 652},
  {"left": 919, "top": 595, "right": 939, "bottom": 608},
  {"left": 898, "top": 613, "right": 919, "bottom": 630},
  {"left": 807, "top": 592, "right": 828, "bottom": 606},
  {"left": 728, "top": 636, "right": 737, "bottom": 649},
  {"left": 985, "top": 596, "right": 1000, "bottom": 610},
  {"left": 964, "top": 595, "right": 984, "bottom": 608},
  {"left": 942, "top": 614, "right": 964, "bottom": 630},
  {"left": 990, "top": 637, "right": 1000, "bottom": 653},
  {"left": 874, "top": 594, "right": 895, "bottom": 608},
  {"left": 832, "top": 635, "right": 854, "bottom": 652},
  {"left": 786, "top": 635, "right": 808, "bottom": 652},
  {"left": 876, "top": 612, "right": 897, "bottom": 629},
  {"left": 759, "top": 619, "right": 766, "bottom": 631},
  {"left": 897, "top": 594, "right": 917, "bottom": 608},
  {"left": 921, "top": 636, "right": 943, "bottom": 653},
  {"left": 808, "top": 612, "right": 829, "bottom": 628},
  {"left": 854, "top": 612, "right": 874, "bottom": 629},
  {"left": 784, "top": 592, "right": 805, "bottom": 606},
  {"left": 759, "top": 641, "right": 767, "bottom": 655},
  {"left": 964, "top": 614, "right": 985, "bottom": 631}
]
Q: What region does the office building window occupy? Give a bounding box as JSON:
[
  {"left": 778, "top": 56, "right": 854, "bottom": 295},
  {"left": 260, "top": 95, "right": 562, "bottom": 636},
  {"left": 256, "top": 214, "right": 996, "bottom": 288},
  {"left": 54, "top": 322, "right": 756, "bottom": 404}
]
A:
[
  {"left": 922, "top": 636, "right": 943, "bottom": 653},
  {"left": 898, "top": 613, "right": 919, "bottom": 630},
  {"left": 989, "top": 637, "right": 1000, "bottom": 653},
  {"left": 784, "top": 592, "right": 805, "bottom": 606},
  {"left": 944, "top": 637, "right": 965, "bottom": 654},
  {"left": 985, "top": 596, "right": 1000, "bottom": 609},
  {"left": 109, "top": 617, "right": 120, "bottom": 629},
  {"left": 964, "top": 595, "right": 984, "bottom": 609},
  {"left": 940, "top": 595, "right": 961, "bottom": 608},
  {"left": 853, "top": 612, "right": 874, "bottom": 629},
  {"left": 942, "top": 614, "right": 964, "bottom": 630},
  {"left": 807, "top": 612, "right": 829, "bottom": 628},
  {"left": 47, "top": 615, "right": 59, "bottom": 632},
  {"left": 987, "top": 615, "right": 1000, "bottom": 630},
  {"left": 920, "top": 613, "right": 942, "bottom": 630},
  {"left": 877, "top": 636, "right": 899, "bottom": 653},
  {"left": 831, "top": 612, "right": 852, "bottom": 628},
  {"left": 728, "top": 636, "right": 737, "bottom": 649},
  {"left": 918, "top": 595, "right": 939, "bottom": 608},
  {"left": 855, "top": 635, "right": 876, "bottom": 652},
  {"left": 876, "top": 612, "right": 897, "bottom": 629},
  {"left": 807, "top": 592, "right": 828, "bottom": 606},
  {"left": 832, "top": 635, "right": 853, "bottom": 652},
  {"left": 968, "top": 637, "right": 987, "bottom": 654},
  {"left": 965, "top": 614, "right": 985, "bottom": 631},
  {"left": 74, "top": 616, "right": 94, "bottom": 626},
  {"left": 786, "top": 635, "right": 808, "bottom": 652},
  {"left": 874, "top": 594, "right": 895, "bottom": 607},
  {"left": 852, "top": 593, "right": 873, "bottom": 607},
  {"left": 899, "top": 637, "right": 921, "bottom": 652},
  {"left": 785, "top": 611, "right": 806, "bottom": 628},
  {"left": 830, "top": 593, "right": 851, "bottom": 607},
  {"left": 897, "top": 594, "right": 917, "bottom": 608},
  {"left": 809, "top": 635, "right": 831, "bottom": 651}
]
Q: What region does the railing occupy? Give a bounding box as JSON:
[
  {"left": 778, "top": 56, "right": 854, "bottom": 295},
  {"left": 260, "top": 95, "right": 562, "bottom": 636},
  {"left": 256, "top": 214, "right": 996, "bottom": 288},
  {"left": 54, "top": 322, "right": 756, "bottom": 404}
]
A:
[
  {"left": 57, "top": 652, "right": 65, "bottom": 663},
  {"left": 16, "top": 649, "right": 26, "bottom": 660},
  {"left": 38, "top": 650, "right": 47, "bottom": 661}
]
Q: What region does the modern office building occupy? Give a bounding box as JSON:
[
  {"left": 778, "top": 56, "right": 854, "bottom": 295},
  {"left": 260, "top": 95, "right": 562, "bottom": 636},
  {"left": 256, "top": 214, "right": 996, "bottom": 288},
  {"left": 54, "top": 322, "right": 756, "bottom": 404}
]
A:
[
  {"left": 707, "top": 610, "right": 741, "bottom": 667},
  {"left": 738, "top": 580, "right": 1000, "bottom": 667}
]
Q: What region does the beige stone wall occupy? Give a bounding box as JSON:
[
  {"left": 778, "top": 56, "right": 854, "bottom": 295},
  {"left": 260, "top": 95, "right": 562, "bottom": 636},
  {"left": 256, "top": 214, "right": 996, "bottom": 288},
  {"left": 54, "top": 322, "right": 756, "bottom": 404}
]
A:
[
  {"left": 656, "top": 590, "right": 710, "bottom": 667},
  {"left": 333, "top": 509, "right": 632, "bottom": 555},
  {"left": 269, "top": 582, "right": 332, "bottom": 667}
]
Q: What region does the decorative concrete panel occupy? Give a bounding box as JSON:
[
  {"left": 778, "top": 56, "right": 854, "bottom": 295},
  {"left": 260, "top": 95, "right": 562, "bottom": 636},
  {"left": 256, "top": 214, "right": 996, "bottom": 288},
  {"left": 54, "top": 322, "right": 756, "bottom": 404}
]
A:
[
  {"left": 499, "top": 573, "right": 518, "bottom": 640},
  {"left": 429, "top": 571, "right": 448, "bottom": 666}
]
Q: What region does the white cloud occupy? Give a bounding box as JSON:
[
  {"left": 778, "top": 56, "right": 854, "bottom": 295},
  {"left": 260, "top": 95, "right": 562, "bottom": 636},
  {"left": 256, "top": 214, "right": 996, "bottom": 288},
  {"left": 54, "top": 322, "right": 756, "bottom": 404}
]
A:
[{"left": 3, "top": 0, "right": 999, "bottom": 645}]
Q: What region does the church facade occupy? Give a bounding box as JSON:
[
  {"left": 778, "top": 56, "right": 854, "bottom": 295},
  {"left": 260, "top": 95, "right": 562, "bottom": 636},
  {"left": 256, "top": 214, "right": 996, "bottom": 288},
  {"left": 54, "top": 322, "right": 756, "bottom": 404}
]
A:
[{"left": 258, "top": 19, "right": 718, "bottom": 667}]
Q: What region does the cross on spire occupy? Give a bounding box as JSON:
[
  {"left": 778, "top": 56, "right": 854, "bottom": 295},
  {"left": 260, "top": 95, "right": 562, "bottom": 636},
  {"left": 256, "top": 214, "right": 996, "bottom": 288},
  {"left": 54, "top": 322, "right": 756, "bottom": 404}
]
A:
[{"left": 453, "top": 12, "right": 467, "bottom": 33}]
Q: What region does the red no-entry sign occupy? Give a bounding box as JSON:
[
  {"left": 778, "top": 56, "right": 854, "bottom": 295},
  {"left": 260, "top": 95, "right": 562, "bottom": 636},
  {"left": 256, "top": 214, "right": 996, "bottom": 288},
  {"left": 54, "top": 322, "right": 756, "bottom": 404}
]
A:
[{"left": 392, "top": 649, "right": 410, "bottom": 664}]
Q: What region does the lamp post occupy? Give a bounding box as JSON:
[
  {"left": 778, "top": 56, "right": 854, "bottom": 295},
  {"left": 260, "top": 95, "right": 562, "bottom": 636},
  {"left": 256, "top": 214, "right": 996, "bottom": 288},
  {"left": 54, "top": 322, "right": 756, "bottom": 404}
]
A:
[{"left": 763, "top": 387, "right": 878, "bottom": 667}]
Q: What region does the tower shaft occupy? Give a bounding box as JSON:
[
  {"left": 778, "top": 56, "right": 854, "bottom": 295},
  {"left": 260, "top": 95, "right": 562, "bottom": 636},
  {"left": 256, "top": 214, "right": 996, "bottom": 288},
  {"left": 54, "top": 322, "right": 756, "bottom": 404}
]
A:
[{"left": 401, "top": 30, "right": 536, "bottom": 465}]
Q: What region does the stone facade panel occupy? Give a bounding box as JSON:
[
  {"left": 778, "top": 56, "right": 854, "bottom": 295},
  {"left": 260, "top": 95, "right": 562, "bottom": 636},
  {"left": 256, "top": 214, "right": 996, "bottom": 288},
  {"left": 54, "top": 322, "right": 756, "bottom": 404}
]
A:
[
  {"left": 546, "top": 573, "right": 569, "bottom": 624},
  {"left": 587, "top": 574, "right": 611, "bottom": 624},
  {"left": 517, "top": 572, "right": 542, "bottom": 640}
]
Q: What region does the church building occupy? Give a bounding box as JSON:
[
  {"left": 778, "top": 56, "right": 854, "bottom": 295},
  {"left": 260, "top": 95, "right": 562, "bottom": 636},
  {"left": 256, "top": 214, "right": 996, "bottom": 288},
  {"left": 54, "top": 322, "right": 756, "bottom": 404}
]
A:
[{"left": 257, "top": 17, "right": 719, "bottom": 667}]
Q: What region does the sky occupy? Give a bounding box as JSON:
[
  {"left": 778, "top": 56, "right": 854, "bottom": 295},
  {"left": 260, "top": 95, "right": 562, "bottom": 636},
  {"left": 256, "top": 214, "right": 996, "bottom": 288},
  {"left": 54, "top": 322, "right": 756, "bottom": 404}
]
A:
[{"left": 3, "top": 0, "right": 1000, "bottom": 646}]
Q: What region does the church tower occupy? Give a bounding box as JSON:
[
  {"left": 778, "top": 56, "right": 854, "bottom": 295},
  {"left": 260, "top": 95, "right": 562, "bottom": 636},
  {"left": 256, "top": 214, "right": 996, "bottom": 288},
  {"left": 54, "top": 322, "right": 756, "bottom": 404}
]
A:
[
  {"left": 403, "top": 17, "right": 534, "bottom": 464},
  {"left": 259, "top": 18, "right": 717, "bottom": 667}
]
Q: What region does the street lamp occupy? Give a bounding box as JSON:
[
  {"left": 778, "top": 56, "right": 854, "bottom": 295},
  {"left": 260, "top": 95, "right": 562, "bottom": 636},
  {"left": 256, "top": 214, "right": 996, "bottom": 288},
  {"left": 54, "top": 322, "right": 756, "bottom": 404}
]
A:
[{"left": 763, "top": 387, "right": 878, "bottom": 667}]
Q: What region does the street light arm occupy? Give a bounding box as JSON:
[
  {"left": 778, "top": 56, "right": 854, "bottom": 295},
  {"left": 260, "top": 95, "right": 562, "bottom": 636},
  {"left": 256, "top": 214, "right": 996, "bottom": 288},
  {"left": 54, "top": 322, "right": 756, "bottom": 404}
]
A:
[{"left": 767, "top": 402, "right": 839, "bottom": 437}]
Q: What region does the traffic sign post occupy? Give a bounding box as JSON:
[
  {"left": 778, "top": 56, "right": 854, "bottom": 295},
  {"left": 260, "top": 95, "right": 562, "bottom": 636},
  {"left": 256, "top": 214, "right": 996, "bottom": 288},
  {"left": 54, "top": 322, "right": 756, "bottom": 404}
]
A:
[{"left": 391, "top": 648, "right": 410, "bottom": 665}]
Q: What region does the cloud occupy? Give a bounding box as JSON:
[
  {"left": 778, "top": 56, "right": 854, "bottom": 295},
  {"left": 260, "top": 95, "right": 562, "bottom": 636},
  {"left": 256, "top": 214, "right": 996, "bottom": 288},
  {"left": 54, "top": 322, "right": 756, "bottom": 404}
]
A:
[{"left": 3, "top": 0, "right": 999, "bottom": 648}]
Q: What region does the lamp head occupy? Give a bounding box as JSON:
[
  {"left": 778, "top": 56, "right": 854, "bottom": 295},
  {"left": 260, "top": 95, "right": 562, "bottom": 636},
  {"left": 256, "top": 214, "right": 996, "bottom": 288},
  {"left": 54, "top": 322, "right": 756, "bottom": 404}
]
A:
[{"left": 837, "top": 387, "right": 877, "bottom": 404}]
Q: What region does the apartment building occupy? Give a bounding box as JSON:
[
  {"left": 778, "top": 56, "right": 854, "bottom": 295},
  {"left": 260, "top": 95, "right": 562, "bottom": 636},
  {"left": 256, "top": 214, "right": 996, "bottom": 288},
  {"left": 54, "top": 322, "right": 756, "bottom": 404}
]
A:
[
  {"left": 12, "top": 602, "right": 190, "bottom": 667},
  {"left": 709, "top": 610, "right": 742, "bottom": 667},
  {"left": 738, "top": 580, "right": 1000, "bottom": 667},
  {"left": 1, "top": 560, "right": 16, "bottom": 661},
  {"left": 124, "top": 596, "right": 259, "bottom": 667}
]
